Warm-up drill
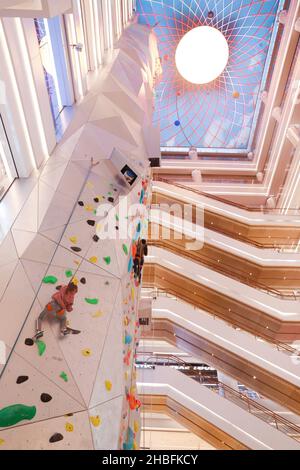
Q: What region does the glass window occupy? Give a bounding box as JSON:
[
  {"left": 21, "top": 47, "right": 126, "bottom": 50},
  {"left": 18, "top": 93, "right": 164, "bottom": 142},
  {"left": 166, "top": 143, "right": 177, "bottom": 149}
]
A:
[
  {"left": 35, "top": 18, "right": 63, "bottom": 122},
  {"left": 0, "top": 114, "right": 17, "bottom": 200},
  {"left": 34, "top": 16, "right": 75, "bottom": 138}
]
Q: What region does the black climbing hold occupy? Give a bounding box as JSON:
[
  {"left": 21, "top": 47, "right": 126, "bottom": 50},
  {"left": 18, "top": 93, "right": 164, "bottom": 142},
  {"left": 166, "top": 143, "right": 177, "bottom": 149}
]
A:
[
  {"left": 208, "top": 11, "right": 214, "bottom": 18},
  {"left": 108, "top": 197, "right": 114, "bottom": 203},
  {"left": 71, "top": 247, "right": 82, "bottom": 253},
  {"left": 49, "top": 433, "right": 64, "bottom": 443},
  {"left": 25, "top": 338, "right": 34, "bottom": 347},
  {"left": 78, "top": 201, "right": 84, "bottom": 207},
  {"left": 41, "top": 393, "right": 52, "bottom": 403},
  {"left": 87, "top": 220, "right": 96, "bottom": 227},
  {"left": 80, "top": 278, "right": 86, "bottom": 285},
  {"left": 56, "top": 285, "right": 62, "bottom": 291},
  {"left": 16, "top": 376, "right": 29, "bottom": 385},
  {"left": 66, "top": 413, "right": 74, "bottom": 417},
  {"left": 115, "top": 226, "right": 119, "bottom": 231},
  {"left": 93, "top": 235, "right": 100, "bottom": 243},
  {"left": 114, "top": 189, "right": 118, "bottom": 192},
  {"left": 94, "top": 197, "right": 99, "bottom": 203}
]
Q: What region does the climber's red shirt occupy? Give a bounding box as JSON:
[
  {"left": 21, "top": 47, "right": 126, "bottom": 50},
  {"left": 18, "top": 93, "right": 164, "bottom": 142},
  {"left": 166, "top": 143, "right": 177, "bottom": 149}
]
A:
[{"left": 52, "top": 286, "right": 76, "bottom": 312}]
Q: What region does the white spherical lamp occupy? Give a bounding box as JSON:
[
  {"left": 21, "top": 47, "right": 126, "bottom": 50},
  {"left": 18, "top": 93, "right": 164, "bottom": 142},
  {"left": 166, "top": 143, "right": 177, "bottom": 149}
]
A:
[
  {"left": 266, "top": 196, "right": 276, "bottom": 209},
  {"left": 256, "top": 172, "right": 264, "bottom": 183},
  {"left": 188, "top": 147, "right": 198, "bottom": 160},
  {"left": 192, "top": 169, "right": 202, "bottom": 183},
  {"left": 175, "top": 26, "right": 229, "bottom": 85}
]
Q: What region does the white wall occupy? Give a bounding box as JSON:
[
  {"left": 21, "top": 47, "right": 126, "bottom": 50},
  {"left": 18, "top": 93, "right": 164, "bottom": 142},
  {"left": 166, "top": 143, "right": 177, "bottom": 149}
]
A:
[{"left": 0, "top": 0, "right": 135, "bottom": 178}]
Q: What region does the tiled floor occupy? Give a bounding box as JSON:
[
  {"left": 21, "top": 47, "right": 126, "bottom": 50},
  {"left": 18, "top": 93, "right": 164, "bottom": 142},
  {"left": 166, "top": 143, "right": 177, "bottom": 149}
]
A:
[{"left": 0, "top": 172, "right": 39, "bottom": 244}]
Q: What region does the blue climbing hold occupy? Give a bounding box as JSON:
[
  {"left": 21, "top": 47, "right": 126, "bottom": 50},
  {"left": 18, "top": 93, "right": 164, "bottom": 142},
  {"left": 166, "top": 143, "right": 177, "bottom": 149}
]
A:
[
  {"left": 125, "top": 333, "right": 133, "bottom": 345},
  {"left": 128, "top": 257, "right": 133, "bottom": 273},
  {"left": 139, "top": 190, "right": 145, "bottom": 204},
  {"left": 174, "top": 120, "right": 180, "bottom": 126}
]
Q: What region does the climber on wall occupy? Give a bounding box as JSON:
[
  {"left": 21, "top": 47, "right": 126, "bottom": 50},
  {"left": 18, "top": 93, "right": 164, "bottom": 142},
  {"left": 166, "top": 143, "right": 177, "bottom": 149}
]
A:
[
  {"left": 133, "top": 239, "right": 148, "bottom": 282},
  {"left": 34, "top": 282, "right": 79, "bottom": 340}
]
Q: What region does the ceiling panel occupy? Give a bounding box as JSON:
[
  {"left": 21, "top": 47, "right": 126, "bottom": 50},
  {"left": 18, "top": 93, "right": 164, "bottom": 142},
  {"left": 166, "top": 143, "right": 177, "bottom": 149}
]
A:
[{"left": 137, "top": 0, "right": 284, "bottom": 154}]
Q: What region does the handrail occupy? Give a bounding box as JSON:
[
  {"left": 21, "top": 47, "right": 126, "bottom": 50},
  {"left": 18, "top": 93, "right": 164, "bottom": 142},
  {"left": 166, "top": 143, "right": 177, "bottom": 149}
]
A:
[
  {"left": 153, "top": 176, "right": 300, "bottom": 215},
  {"left": 143, "top": 287, "right": 300, "bottom": 357},
  {"left": 150, "top": 238, "right": 300, "bottom": 301},
  {"left": 152, "top": 180, "right": 300, "bottom": 249},
  {"left": 136, "top": 353, "right": 300, "bottom": 441}
]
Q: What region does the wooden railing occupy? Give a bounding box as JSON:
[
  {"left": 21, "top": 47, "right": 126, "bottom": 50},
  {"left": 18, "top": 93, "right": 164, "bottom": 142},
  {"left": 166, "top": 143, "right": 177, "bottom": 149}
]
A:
[{"left": 137, "top": 353, "right": 300, "bottom": 442}]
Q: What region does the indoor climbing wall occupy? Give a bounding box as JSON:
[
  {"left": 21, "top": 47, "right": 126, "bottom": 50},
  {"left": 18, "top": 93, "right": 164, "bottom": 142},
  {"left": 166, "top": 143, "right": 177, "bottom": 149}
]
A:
[{"left": 0, "top": 23, "right": 160, "bottom": 450}]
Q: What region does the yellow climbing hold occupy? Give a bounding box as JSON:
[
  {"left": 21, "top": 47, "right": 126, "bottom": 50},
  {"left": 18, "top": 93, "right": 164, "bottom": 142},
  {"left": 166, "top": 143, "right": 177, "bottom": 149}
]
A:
[
  {"left": 92, "top": 310, "right": 103, "bottom": 318},
  {"left": 69, "top": 236, "right": 77, "bottom": 244},
  {"left": 133, "top": 440, "right": 139, "bottom": 450},
  {"left": 134, "top": 421, "right": 139, "bottom": 433},
  {"left": 82, "top": 349, "right": 92, "bottom": 357},
  {"left": 0, "top": 439, "right": 5, "bottom": 446},
  {"left": 96, "top": 223, "right": 102, "bottom": 232},
  {"left": 105, "top": 380, "right": 112, "bottom": 391},
  {"left": 65, "top": 422, "right": 74, "bottom": 432},
  {"left": 85, "top": 205, "right": 94, "bottom": 212},
  {"left": 124, "top": 371, "right": 128, "bottom": 381},
  {"left": 131, "top": 288, "right": 135, "bottom": 301},
  {"left": 90, "top": 415, "right": 101, "bottom": 427},
  {"left": 86, "top": 181, "right": 94, "bottom": 189},
  {"left": 72, "top": 277, "right": 79, "bottom": 286},
  {"left": 89, "top": 256, "right": 98, "bottom": 264}
]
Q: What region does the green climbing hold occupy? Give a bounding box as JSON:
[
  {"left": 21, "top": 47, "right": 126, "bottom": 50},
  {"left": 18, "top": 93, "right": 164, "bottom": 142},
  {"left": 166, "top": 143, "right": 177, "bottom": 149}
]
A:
[
  {"left": 43, "top": 276, "right": 58, "bottom": 285},
  {"left": 122, "top": 244, "right": 128, "bottom": 255},
  {"left": 85, "top": 298, "right": 99, "bottom": 305},
  {"left": 115, "top": 214, "right": 119, "bottom": 222},
  {"left": 60, "top": 372, "right": 68, "bottom": 383},
  {"left": 0, "top": 404, "right": 36, "bottom": 428},
  {"left": 103, "top": 256, "right": 111, "bottom": 265},
  {"left": 36, "top": 340, "right": 46, "bottom": 357},
  {"left": 65, "top": 270, "right": 73, "bottom": 278}
]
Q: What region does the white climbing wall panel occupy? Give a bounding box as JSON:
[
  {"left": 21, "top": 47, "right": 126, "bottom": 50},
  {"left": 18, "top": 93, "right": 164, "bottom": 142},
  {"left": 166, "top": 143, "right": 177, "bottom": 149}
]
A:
[{"left": 0, "top": 23, "right": 160, "bottom": 450}]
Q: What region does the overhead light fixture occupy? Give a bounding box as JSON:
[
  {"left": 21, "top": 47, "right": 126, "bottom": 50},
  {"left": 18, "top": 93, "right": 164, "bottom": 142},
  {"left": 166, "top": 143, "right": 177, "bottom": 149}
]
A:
[{"left": 175, "top": 26, "right": 229, "bottom": 85}]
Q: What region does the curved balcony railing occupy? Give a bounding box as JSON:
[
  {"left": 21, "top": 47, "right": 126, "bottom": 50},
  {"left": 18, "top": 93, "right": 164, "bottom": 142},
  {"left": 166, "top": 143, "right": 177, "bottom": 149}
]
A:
[
  {"left": 137, "top": 353, "right": 300, "bottom": 443},
  {"left": 152, "top": 177, "right": 300, "bottom": 250},
  {"left": 142, "top": 287, "right": 300, "bottom": 357},
  {"left": 153, "top": 176, "right": 300, "bottom": 216},
  {"left": 149, "top": 238, "right": 300, "bottom": 301}
]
